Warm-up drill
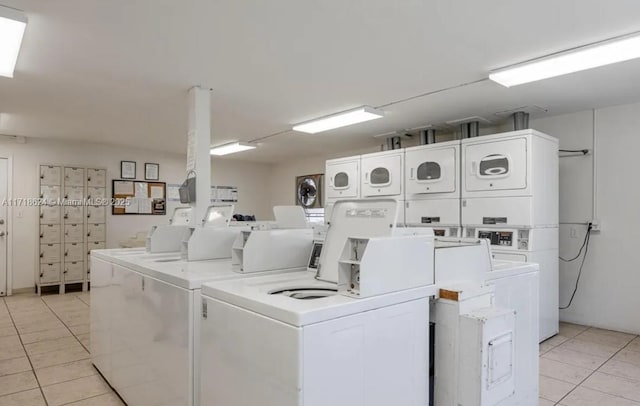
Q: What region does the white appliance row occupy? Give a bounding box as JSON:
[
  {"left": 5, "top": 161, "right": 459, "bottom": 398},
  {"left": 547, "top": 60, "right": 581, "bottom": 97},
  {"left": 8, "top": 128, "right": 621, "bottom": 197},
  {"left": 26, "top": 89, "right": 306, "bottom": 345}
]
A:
[{"left": 325, "top": 129, "right": 558, "bottom": 230}]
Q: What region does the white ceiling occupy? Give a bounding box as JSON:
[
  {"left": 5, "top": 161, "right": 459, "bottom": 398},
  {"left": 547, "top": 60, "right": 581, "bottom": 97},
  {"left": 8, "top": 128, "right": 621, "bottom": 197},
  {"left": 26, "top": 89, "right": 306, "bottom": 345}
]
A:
[{"left": 2, "top": 0, "right": 640, "bottom": 163}]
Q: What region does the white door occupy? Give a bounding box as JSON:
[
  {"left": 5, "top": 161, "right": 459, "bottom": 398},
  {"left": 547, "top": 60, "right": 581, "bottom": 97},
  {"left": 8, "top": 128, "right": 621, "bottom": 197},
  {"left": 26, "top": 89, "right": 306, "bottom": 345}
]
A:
[
  {"left": 464, "top": 138, "right": 528, "bottom": 192},
  {"left": 361, "top": 154, "right": 402, "bottom": 197},
  {"left": 325, "top": 159, "right": 359, "bottom": 200},
  {"left": 405, "top": 146, "right": 457, "bottom": 196},
  {"left": 0, "top": 159, "right": 7, "bottom": 295}
]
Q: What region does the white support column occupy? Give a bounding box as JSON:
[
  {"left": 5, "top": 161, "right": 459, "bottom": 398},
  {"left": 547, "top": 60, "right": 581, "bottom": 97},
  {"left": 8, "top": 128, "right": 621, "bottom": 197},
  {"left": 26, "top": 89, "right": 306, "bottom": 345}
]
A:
[{"left": 187, "top": 86, "right": 212, "bottom": 225}]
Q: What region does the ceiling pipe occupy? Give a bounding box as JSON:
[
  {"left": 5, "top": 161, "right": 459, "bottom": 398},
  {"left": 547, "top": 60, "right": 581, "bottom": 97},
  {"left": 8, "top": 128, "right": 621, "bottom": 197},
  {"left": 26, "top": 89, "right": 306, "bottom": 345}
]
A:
[
  {"left": 419, "top": 129, "right": 437, "bottom": 145},
  {"left": 460, "top": 121, "right": 480, "bottom": 138},
  {"left": 385, "top": 136, "right": 402, "bottom": 150},
  {"left": 512, "top": 111, "right": 530, "bottom": 131}
]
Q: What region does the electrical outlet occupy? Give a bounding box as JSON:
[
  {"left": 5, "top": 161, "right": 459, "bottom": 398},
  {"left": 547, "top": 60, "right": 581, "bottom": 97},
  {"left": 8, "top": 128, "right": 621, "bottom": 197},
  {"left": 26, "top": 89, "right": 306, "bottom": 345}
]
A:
[{"left": 591, "top": 220, "right": 601, "bottom": 232}]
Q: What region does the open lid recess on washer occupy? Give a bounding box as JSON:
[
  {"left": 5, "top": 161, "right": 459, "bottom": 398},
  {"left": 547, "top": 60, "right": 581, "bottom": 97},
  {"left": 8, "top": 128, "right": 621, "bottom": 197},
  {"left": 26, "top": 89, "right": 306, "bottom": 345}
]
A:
[
  {"left": 170, "top": 207, "right": 193, "bottom": 226},
  {"left": 315, "top": 199, "right": 399, "bottom": 283},
  {"left": 202, "top": 205, "right": 234, "bottom": 227}
]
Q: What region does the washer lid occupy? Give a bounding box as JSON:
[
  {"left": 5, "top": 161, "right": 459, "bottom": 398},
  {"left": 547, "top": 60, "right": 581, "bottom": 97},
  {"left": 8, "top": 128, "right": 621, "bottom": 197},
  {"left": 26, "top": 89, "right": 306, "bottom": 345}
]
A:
[
  {"left": 203, "top": 205, "right": 234, "bottom": 227},
  {"left": 316, "top": 199, "right": 398, "bottom": 283}
]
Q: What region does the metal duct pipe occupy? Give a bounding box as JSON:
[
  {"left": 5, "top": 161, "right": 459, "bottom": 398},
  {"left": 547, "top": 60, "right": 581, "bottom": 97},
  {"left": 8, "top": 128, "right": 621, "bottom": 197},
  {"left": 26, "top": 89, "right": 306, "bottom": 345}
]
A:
[
  {"left": 386, "top": 136, "right": 402, "bottom": 150},
  {"left": 419, "top": 129, "right": 437, "bottom": 145},
  {"left": 513, "top": 111, "right": 530, "bottom": 130},
  {"left": 460, "top": 121, "right": 480, "bottom": 138}
]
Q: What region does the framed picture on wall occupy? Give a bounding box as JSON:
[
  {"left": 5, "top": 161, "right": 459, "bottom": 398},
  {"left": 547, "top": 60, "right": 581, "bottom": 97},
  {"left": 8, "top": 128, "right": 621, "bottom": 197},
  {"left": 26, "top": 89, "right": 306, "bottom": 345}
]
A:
[
  {"left": 145, "top": 163, "right": 159, "bottom": 180},
  {"left": 120, "top": 161, "right": 136, "bottom": 179}
]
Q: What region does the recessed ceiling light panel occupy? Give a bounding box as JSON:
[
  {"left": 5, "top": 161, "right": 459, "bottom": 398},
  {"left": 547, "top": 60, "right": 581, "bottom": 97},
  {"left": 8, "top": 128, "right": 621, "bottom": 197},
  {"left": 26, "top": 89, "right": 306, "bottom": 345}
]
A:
[
  {"left": 210, "top": 142, "right": 256, "bottom": 156},
  {"left": 292, "top": 106, "right": 384, "bottom": 134},
  {"left": 0, "top": 5, "right": 27, "bottom": 78}
]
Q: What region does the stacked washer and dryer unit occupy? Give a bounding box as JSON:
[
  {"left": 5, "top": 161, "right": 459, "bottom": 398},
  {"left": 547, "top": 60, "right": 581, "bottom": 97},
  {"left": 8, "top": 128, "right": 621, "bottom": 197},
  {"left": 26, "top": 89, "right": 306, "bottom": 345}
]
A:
[{"left": 325, "top": 128, "right": 559, "bottom": 341}]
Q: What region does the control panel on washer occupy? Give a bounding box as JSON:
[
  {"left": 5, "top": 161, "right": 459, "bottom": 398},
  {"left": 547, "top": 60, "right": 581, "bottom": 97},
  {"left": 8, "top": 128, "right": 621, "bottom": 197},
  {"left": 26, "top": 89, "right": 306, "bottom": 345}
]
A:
[{"left": 478, "top": 230, "right": 513, "bottom": 247}]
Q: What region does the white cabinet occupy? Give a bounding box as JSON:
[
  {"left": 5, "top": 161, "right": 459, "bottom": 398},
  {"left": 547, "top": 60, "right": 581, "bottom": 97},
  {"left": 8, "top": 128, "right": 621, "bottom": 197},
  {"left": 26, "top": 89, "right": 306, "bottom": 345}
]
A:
[
  {"left": 40, "top": 224, "right": 61, "bottom": 244},
  {"left": 64, "top": 167, "right": 85, "bottom": 187},
  {"left": 40, "top": 244, "right": 61, "bottom": 263},
  {"left": 64, "top": 261, "right": 84, "bottom": 282},
  {"left": 40, "top": 205, "right": 61, "bottom": 224},
  {"left": 325, "top": 156, "right": 360, "bottom": 200},
  {"left": 87, "top": 168, "right": 107, "bottom": 187},
  {"left": 405, "top": 141, "right": 458, "bottom": 198},
  {"left": 361, "top": 150, "right": 403, "bottom": 197},
  {"left": 87, "top": 187, "right": 106, "bottom": 199},
  {"left": 64, "top": 224, "right": 84, "bottom": 243},
  {"left": 40, "top": 165, "right": 61, "bottom": 186},
  {"left": 40, "top": 185, "right": 61, "bottom": 200},
  {"left": 87, "top": 223, "right": 106, "bottom": 242},
  {"left": 64, "top": 206, "right": 84, "bottom": 223},
  {"left": 40, "top": 263, "right": 61, "bottom": 284},
  {"left": 64, "top": 186, "right": 84, "bottom": 201},
  {"left": 87, "top": 206, "right": 106, "bottom": 223}
]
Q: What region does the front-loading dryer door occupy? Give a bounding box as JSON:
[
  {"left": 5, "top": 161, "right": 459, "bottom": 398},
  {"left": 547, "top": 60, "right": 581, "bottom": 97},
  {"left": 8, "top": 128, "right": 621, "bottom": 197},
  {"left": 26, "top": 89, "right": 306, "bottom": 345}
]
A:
[
  {"left": 361, "top": 154, "right": 402, "bottom": 197},
  {"left": 325, "top": 159, "right": 359, "bottom": 200},
  {"left": 464, "top": 138, "right": 527, "bottom": 192},
  {"left": 406, "top": 146, "right": 456, "bottom": 196}
]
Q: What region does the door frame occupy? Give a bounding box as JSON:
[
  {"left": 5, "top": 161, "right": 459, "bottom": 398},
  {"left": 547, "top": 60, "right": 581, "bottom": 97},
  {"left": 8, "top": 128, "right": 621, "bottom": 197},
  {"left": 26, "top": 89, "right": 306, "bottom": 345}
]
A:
[{"left": 0, "top": 155, "right": 13, "bottom": 296}]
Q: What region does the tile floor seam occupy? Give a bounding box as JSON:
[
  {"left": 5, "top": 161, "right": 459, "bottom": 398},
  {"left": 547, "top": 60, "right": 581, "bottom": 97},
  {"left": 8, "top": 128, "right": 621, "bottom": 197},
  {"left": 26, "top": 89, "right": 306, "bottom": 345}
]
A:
[
  {"left": 582, "top": 370, "right": 640, "bottom": 403},
  {"left": 3, "top": 297, "right": 51, "bottom": 406},
  {"left": 555, "top": 327, "right": 639, "bottom": 405}
]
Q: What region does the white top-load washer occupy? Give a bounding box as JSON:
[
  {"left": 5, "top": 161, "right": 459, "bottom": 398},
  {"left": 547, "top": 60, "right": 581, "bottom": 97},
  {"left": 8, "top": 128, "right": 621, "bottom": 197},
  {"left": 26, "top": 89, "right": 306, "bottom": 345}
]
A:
[
  {"left": 405, "top": 140, "right": 461, "bottom": 236},
  {"left": 199, "top": 199, "right": 437, "bottom": 406},
  {"left": 90, "top": 206, "right": 316, "bottom": 406}
]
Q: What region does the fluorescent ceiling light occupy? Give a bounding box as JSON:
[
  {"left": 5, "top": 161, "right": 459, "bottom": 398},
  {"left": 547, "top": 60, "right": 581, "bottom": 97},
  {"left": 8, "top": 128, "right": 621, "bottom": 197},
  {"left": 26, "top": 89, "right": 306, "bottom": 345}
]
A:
[
  {"left": 293, "top": 106, "right": 384, "bottom": 134},
  {"left": 0, "top": 5, "right": 27, "bottom": 78},
  {"left": 489, "top": 32, "right": 640, "bottom": 87},
  {"left": 210, "top": 142, "right": 256, "bottom": 156}
]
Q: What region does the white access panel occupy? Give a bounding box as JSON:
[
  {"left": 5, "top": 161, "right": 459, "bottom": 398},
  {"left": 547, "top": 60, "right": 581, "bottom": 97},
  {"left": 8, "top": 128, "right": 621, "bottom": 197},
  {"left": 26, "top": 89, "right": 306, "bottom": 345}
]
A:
[
  {"left": 325, "top": 156, "right": 360, "bottom": 200},
  {"left": 65, "top": 242, "right": 84, "bottom": 262},
  {"left": 40, "top": 244, "right": 61, "bottom": 263},
  {"left": 40, "top": 224, "right": 61, "bottom": 244},
  {"left": 40, "top": 205, "right": 61, "bottom": 224},
  {"left": 40, "top": 263, "right": 61, "bottom": 284},
  {"left": 40, "top": 165, "right": 62, "bottom": 186},
  {"left": 64, "top": 224, "right": 84, "bottom": 243},
  {"left": 87, "top": 224, "right": 106, "bottom": 242},
  {"left": 64, "top": 206, "right": 84, "bottom": 223},
  {"left": 64, "top": 167, "right": 85, "bottom": 187},
  {"left": 405, "top": 141, "right": 459, "bottom": 198},
  {"left": 40, "top": 185, "right": 61, "bottom": 200},
  {"left": 361, "top": 150, "right": 403, "bottom": 197},
  {"left": 87, "top": 206, "right": 106, "bottom": 223},
  {"left": 64, "top": 186, "right": 84, "bottom": 201},
  {"left": 87, "top": 168, "right": 107, "bottom": 187},
  {"left": 87, "top": 187, "right": 106, "bottom": 199},
  {"left": 405, "top": 199, "right": 460, "bottom": 227},
  {"left": 64, "top": 261, "right": 84, "bottom": 281}
]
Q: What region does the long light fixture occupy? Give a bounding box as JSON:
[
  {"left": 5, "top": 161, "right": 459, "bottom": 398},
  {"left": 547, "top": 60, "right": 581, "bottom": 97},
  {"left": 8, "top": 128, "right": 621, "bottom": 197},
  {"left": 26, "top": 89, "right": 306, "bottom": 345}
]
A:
[
  {"left": 0, "top": 5, "right": 27, "bottom": 78},
  {"left": 490, "top": 32, "right": 640, "bottom": 87},
  {"left": 210, "top": 142, "right": 256, "bottom": 156},
  {"left": 292, "top": 106, "right": 384, "bottom": 134}
]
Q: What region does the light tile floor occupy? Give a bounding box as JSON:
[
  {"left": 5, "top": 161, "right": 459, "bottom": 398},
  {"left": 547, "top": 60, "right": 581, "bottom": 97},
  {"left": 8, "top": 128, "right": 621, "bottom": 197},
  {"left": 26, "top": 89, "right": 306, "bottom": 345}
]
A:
[
  {"left": 0, "top": 292, "right": 123, "bottom": 405},
  {"left": 0, "top": 292, "right": 639, "bottom": 405}
]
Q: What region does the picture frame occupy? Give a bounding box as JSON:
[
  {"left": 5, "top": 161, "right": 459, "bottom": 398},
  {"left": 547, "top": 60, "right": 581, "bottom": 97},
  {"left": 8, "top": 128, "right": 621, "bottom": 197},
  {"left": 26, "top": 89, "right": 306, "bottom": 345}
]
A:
[
  {"left": 120, "top": 160, "right": 136, "bottom": 179},
  {"left": 145, "top": 163, "right": 159, "bottom": 180}
]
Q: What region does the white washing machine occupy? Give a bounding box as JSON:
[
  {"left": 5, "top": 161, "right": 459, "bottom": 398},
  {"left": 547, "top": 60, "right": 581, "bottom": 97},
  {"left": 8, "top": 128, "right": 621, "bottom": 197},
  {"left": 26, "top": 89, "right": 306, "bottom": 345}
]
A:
[
  {"left": 461, "top": 129, "right": 558, "bottom": 227},
  {"left": 405, "top": 140, "right": 461, "bottom": 236},
  {"left": 199, "top": 199, "right": 436, "bottom": 406},
  {"left": 360, "top": 149, "right": 405, "bottom": 223},
  {"left": 465, "top": 226, "right": 559, "bottom": 341}
]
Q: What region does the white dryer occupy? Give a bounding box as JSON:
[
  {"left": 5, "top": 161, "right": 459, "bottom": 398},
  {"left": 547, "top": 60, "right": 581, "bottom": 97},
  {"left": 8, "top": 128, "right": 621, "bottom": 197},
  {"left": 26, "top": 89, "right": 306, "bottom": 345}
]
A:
[
  {"left": 360, "top": 149, "right": 405, "bottom": 223},
  {"left": 461, "top": 129, "right": 558, "bottom": 228},
  {"left": 324, "top": 155, "right": 360, "bottom": 221},
  {"left": 405, "top": 140, "right": 461, "bottom": 236}
]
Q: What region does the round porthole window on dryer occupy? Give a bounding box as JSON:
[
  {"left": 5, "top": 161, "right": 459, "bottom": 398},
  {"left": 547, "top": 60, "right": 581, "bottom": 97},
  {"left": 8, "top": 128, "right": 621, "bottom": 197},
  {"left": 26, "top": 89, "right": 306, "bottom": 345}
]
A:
[
  {"left": 479, "top": 154, "right": 509, "bottom": 176},
  {"left": 370, "top": 167, "right": 390, "bottom": 185},
  {"left": 333, "top": 172, "right": 349, "bottom": 189},
  {"left": 417, "top": 162, "right": 441, "bottom": 181}
]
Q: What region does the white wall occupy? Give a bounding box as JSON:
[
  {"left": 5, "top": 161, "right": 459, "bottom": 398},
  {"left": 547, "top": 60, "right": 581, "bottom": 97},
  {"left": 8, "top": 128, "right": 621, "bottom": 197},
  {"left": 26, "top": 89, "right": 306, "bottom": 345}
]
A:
[{"left": 1, "top": 137, "right": 274, "bottom": 291}]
